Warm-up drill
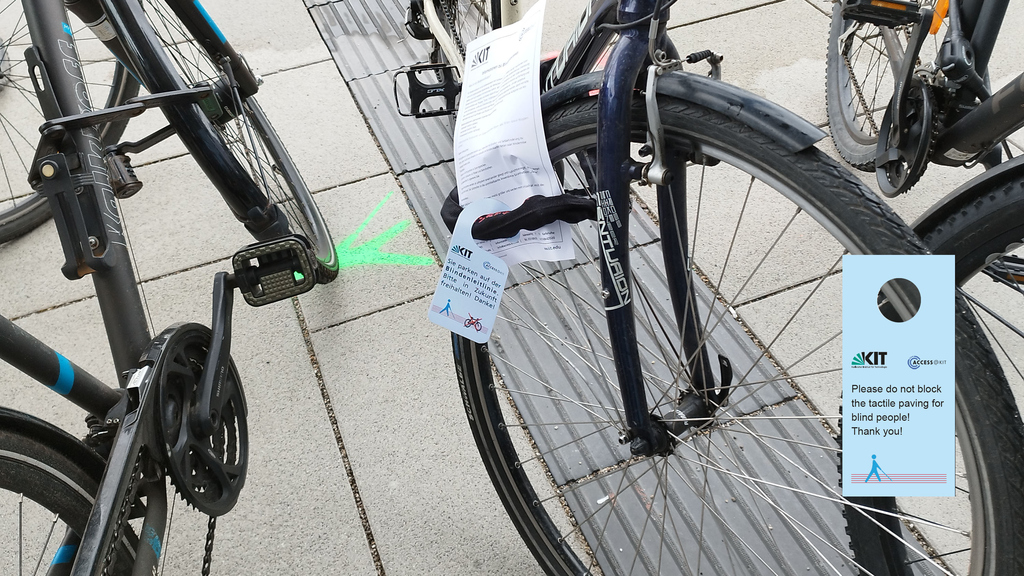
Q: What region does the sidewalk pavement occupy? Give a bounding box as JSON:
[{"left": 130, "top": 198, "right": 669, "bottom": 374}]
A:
[{"left": 1, "top": 1, "right": 1021, "bottom": 574}]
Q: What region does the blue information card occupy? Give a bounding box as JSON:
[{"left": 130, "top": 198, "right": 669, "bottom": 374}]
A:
[{"left": 842, "top": 255, "right": 954, "bottom": 497}]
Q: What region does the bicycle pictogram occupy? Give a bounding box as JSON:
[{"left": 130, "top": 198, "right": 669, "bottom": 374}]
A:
[{"left": 464, "top": 314, "right": 483, "bottom": 332}]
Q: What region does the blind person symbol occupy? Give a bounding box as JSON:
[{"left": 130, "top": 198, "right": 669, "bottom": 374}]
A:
[{"left": 842, "top": 256, "right": 955, "bottom": 497}]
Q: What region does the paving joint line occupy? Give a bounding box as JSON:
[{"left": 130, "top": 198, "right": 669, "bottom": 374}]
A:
[
  {"left": 669, "top": 0, "right": 787, "bottom": 29},
  {"left": 310, "top": 291, "right": 435, "bottom": 334},
  {"left": 292, "top": 296, "right": 387, "bottom": 576},
  {"left": 310, "top": 169, "right": 393, "bottom": 195},
  {"left": 261, "top": 56, "right": 334, "bottom": 78},
  {"left": 733, "top": 268, "right": 844, "bottom": 309}
]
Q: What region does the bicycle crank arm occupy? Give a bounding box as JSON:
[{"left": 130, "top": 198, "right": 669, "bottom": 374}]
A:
[
  {"left": 195, "top": 272, "right": 235, "bottom": 438},
  {"left": 194, "top": 236, "right": 319, "bottom": 435},
  {"left": 886, "top": 5, "right": 934, "bottom": 147},
  {"left": 71, "top": 365, "right": 160, "bottom": 576}
]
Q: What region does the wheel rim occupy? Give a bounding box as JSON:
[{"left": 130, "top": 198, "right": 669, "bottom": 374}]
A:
[
  {"left": 137, "top": 0, "right": 338, "bottom": 270},
  {"left": 465, "top": 108, "right": 989, "bottom": 575}
]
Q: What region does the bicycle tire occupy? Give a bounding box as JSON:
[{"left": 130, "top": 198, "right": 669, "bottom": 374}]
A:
[
  {"left": 0, "top": 407, "right": 136, "bottom": 575},
  {"left": 110, "top": 0, "right": 339, "bottom": 283},
  {"left": 916, "top": 169, "right": 1024, "bottom": 486},
  {"left": 0, "top": 5, "right": 139, "bottom": 245},
  {"left": 825, "top": 2, "right": 945, "bottom": 172},
  {"left": 452, "top": 87, "right": 1024, "bottom": 575}
]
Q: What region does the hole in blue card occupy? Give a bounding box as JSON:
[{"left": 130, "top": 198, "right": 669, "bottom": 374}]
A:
[{"left": 842, "top": 255, "right": 954, "bottom": 497}]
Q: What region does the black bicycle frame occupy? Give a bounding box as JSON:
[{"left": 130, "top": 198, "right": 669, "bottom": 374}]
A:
[
  {"left": 927, "top": 0, "right": 1024, "bottom": 166},
  {"left": 24, "top": 0, "right": 152, "bottom": 381},
  {"left": 539, "top": 0, "right": 718, "bottom": 453}
]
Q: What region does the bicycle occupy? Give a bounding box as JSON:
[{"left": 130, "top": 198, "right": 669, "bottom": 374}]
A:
[
  {"left": 409, "top": 0, "right": 1024, "bottom": 574},
  {"left": 0, "top": 0, "right": 339, "bottom": 279},
  {"left": 1, "top": 0, "right": 339, "bottom": 573}
]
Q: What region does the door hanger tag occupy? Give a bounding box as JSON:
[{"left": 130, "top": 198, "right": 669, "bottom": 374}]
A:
[
  {"left": 842, "top": 255, "right": 955, "bottom": 497},
  {"left": 428, "top": 199, "right": 510, "bottom": 343}
]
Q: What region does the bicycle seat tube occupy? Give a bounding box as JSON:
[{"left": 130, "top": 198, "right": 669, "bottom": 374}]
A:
[
  {"left": 24, "top": 0, "right": 151, "bottom": 378},
  {"left": 597, "top": 0, "right": 675, "bottom": 457}
]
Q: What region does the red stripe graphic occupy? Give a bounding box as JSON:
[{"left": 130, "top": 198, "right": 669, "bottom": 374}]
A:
[{"left": 850, "top": 474, "right": 947, "bottom": 483}]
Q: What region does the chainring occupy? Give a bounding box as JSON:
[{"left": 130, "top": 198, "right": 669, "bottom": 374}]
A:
[
  {"left": 875, "top": 76, "right": 934, "bottom": 197},
  {"left": 154, "top": 323, "right": 248, "bottom": 517}
]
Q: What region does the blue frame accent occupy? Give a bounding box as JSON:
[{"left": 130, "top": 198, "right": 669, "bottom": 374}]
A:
[
  {"left": 192, "top": 0, "right": 226, "bottom": 44},
  {"left": 53, "top": 544, "right": 78, "bottom": 565},
  {"left": 52, "top": 353, "right": 74, "bottom": 395}
]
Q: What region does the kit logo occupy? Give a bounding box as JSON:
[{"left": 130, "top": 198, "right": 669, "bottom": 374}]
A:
[
  {"left": 471, "top": 46, "right": 489, "bottom": 68},
  {"left": 851, "top": 351, "right": 888, "bottom": 368},
  {"left": 451, "top": 245, "right": 473, "bottom": 259}
]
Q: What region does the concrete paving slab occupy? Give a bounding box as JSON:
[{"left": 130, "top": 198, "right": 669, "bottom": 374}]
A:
[
  {"left": 312, "top": 300, "right": 544, "bottom": 576},
  {"left": 0, "top": 221, "right": 98, "bottom": 318},
  {"left": 667, "top": 0, "right": 832, "bottom": 126},
  {"left": 630, "top": 163, "right": 847, "bottom": 307},
  {"left": 2, "top": 296, "right": 114, "bottom": 433},
  {"left": 671, "top": 0, "right": 784, "bottom": 26},
  {"left": 116, "top": 155, "right": 254, "bottom": 281},
  {"left": 256, "top": 60, "right": 392, "bottom": 191},
  {"left": 5, "top": 1, "right": 1024, "bottom": 575},
  {"left": 138, "top": 261, "right": 378, "bottom": 575},
  {"left": 297, "top": 174, "right": 440, "bottom": 331}
]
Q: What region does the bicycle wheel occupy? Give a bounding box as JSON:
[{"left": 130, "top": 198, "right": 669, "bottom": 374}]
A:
[
  {"left": 0, "top": 408, "right": 136, "bottom": 575},
  {"left": 0, "top": 6, "right": 139, "bottom": 244},
  {"left": 453, "top": 86, "right": 1024, "bottom": 575},
  {"left": 113, "top": 0, "right": 339, "bottom": 282},
  {"left": 917, "top": 165, "right": 1024, "bottom": 417},
  {"left": 825, "top": 2, "right": 945, "bottom": 171}
]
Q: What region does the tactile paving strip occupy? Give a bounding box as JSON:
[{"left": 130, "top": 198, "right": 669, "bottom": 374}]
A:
[
  {"left": 307, "top": 4, "right": 938, "bottom": 574},
  {"left": 307, "top": 0, "right": 431, "bottom": 80}
]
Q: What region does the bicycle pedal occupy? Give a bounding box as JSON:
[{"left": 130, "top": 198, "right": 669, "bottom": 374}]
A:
[
  {"left": 104, "top": 153, "right": 143, "bottom": 199},
  {"left": 394, "top": 64, "right": 460, "bottom": 118},
  {"left": 231, "top": 235, "right": 317, "bottom": 307},
  {"left": 841, "top": 0, "right": 922, "bottom": 27}
]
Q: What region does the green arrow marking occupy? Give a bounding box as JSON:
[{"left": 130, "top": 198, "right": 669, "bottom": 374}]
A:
[{"left": 335, "top": 191, "right": 435, "bottom": 269}]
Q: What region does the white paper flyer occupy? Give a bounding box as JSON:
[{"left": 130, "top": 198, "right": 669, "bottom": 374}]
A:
[{"left": 452, "top": 0, "right": 574, "bottom": 264}]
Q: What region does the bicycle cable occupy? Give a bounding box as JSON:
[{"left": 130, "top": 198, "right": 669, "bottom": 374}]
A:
[{"left": 593, "top": 0, "right": 678, "bottom": 33}]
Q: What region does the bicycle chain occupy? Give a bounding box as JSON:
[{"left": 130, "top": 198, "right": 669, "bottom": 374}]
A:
[
  {"left": 439, "top": 0, "right": 466, "bottom": 57},
  {"left": 202, "top": 516, "right": 217, "bottom": 575},
  {"left": 842, "top": 52, "right": 881, "bottom": 136},
  {"left": 102, "top": 451, "right": 143, "bottom": 576}
]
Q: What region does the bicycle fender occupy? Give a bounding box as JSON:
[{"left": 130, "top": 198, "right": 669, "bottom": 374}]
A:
[
  {"left": 540, "top": 71, "right": 826, "bottom": 153},
  {"left": 912, "top": 154, "right": 1024, "bottom": 237},
  {"left": 0, "top": 406, "right": 106, "bottom": 475}
]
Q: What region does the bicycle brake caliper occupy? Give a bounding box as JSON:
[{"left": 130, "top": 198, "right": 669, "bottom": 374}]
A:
[{"left": 640, "top": 16, "right": 683, "bottom": 186}]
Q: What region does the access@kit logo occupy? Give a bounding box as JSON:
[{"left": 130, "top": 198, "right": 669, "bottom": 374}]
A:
[
  {"left": 907, "top": 355, "right": 947, "bottom": 370},
  {"left": 451, "top": 245, "right": 473, "bottom": 260},
  {"left": 851, "top": 351, "right": 887, "bottom": 368}
]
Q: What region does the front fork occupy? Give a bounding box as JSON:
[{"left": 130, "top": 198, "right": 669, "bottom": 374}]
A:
[{"left": 598, "top": 0, "right": 723, "bottom": 457}]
